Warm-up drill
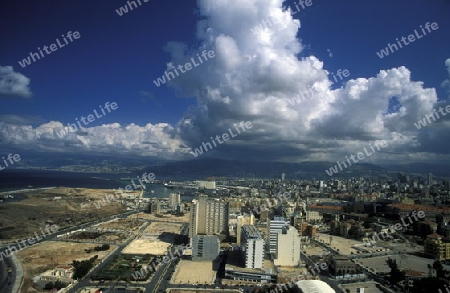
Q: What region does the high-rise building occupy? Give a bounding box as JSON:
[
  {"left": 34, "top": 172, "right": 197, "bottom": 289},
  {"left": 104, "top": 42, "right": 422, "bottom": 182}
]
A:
[
  {"left": 424, "top": 233, "right": 450, "bottom": 261},
  {"left": 169, "top": 193, "right": 181, "bottom": 209},
  {"left": 189, "top": 195, "right": 229, "bottom": 239},
  {"left": 282, "top": 173, "right": 285, "bottom": 181},
  {"left": 274, "top": 225, "right": 301, "bottom": 266},
  {"left": 241, "top": 225, "right": 265, "bottom": 269},
  {"left": 149, "top": 200, "right": 160, "bottom": 215},
  {"left": 236, "top": 214, "right": 255, "bottom": 244},
  {"left": 192, "top": 235, "right": 220, "bottom": 261},
  {"left": 268, "top": 217, "right": 288, "bottom": 255},
  {"left": 428, "top": 173, "right": 433, "bottom": 186}
]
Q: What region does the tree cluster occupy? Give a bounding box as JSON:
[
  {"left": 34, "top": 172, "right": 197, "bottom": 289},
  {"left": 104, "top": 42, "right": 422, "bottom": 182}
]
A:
[{"left": 72, "top": 255, "right": 98, "bottom": 279}]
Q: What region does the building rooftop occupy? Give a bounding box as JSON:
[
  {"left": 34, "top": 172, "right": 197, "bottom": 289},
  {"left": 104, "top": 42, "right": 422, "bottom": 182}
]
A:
[
  {"left": 389, "top": 203, "right": 450, "bottom": 213},
  {"left": 242, "top": 225, "right": 263, "bottom": 239}
]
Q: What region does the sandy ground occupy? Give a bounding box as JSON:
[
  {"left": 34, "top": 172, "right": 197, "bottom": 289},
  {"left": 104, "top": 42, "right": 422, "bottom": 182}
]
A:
[
  {"left": 172, "top": 260, "right": 216, "bottom": 284},
  {"left": 355, "top": 254, "right": 438, "bottom": 274},
  {"left": 316, "top": 233, "right": 385, "bottom": 256},
  {"left": 16, "top": 240, "right": 116, "bottom": 293},
  {"left": 143, "top": 222, "right": 183, "bottom": 235},
  {"left": 277, "top": 267, "right": 309, "bottom": 283},
  {"left": 0, "top": 187, "right": 129, "bottom": 241},
  {"left": 340, "top": 281, "right": 384, "bottom": 293},
  {"left": 303, "top": 243, "right": 328, "bottom": 256},
  {"left": 95, "top": 217, "right": 144, "bottom": 231},
  {"left": 122, "top": 239, "right": 171, "bottom": 255},
  {"left": 135, "top": 212, "right": 190, "bottom": 223},
  {"left": 121, "top": 221, "right": 182, "bottom": 255},
  {"left": 78, "top": 287, "right": 145, "bottom": 293}
]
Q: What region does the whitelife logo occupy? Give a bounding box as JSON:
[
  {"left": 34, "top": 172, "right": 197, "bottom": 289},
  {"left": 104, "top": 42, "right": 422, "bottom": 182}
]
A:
[
  {"left": 376, "top": 22, "right": 438, "bottom": 59},
  {"left": 363, "top": 211, "right": 425, "bottom": 245},
  {"left": 250, "top": 0, "right": 312, "bottom": 35},
  {"left": 190, "top": 121, "right": 253, "bottom": 157},
  {"left": 414, "top": 105, "right": 450, "bottom": 129},
  {"left": 91, "top": 172, "right": 155, "bottom": 209},
  {"left": 288, "top": 69, "right": 350, "bottom": 106},
  {"left": 18, "top": 31, "right": 81, "bottom": 68},
  {"left": 325, "top": 140, "right": 388, "bottom": 176},
  {"left": 0, "top": 224, "right": 59, "bottom": 261},
  {"left": 153, "top": 50, "right": 215, "bottom": 87},
  {"left": 131, "top": 243, "right": 190, "bottom": 280},
  {"left": 56, "top": 102, "right": 118, "bottom": 139},
  {"left": 116, "top": 0, "right": 149, "bottom": 16},
  {"left": 0, "top": 153, "right": 21, "bottom": 171}
]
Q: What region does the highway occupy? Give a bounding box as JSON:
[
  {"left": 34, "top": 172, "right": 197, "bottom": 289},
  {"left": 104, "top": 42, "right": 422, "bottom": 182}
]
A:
[
  {"left": 66, "top": 218, "right": 149, "bottom": 293},
  {"left": 0, "top": 209, "right": 140, "bottom": 293}
]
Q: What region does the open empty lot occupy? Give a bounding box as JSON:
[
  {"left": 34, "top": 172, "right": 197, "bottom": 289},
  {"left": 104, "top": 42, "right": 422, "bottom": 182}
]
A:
[
  {"left": 0, "top": 187, "right": 128, "bottom": 242},
  {"left": 144, "top": 221, "right": 183, "bottom": 235},
  {"left": 355, "top": 254, "right": 436, "bottom": 274},
  {"left": 17, "top": 240, "right": 116, "bottom": 293},
  {"left": 316, "top": 233, "right": 387, "bottom": 256},
  {"left": 95, "top": 218, "right": 144, "bottom": 231},
  {"left": 340, "top": 281, "right": 383, "bottom": 293},
  {"left": 122, "top": 239, "right": 171, "bottom": 255},
  {"left": 172, "top": 260, "right": 216, "bottom": 284},
  {"left": 135, "top": 212, "right": 190, "bottom": 223}
]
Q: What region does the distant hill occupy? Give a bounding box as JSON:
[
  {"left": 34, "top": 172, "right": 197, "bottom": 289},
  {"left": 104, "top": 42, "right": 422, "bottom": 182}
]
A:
[
  {"left": 13, "top": 150, "right": 449, "bottom": 180},
  {"left": 143, "top": 158, "right": 389, "bottom": 180}
]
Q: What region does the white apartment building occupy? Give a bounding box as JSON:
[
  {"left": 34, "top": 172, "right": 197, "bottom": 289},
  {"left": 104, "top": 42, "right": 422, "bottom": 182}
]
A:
[
  {"left": 268, "top": 217, "right": 288, "bottom": 254},
  {"left": 169, "top": 193, "right": 181, "bottom": 209},
  {"left": 241, "top": 225, "right": 265, "bottom": 269},
  {"left": 274, "top": 225, "right": 301, "bottom": 266},
  {"left": 189, "top": 195, "right": 229, "bottom": 239}
]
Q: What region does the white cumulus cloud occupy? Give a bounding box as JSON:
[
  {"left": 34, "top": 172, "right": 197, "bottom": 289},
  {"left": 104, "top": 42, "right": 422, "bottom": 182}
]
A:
[{"left": 0, "top": 65, "right": 32, "bottom": 98}]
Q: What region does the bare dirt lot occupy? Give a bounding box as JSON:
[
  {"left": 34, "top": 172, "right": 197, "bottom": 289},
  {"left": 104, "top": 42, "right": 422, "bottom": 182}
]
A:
[
  {"left": 122, "top": 239, "right": 171, "bottom": 255},
  {"left": 143, "top": 222, "right": 183, "bottom": 235},
  {"left": 172, "top": 260, "right": 216, "bottom": 284},
  {"left": 17, "top": 240, "right": 116, "bottom": 293},
  {"left": 0, "top": 188, "right": 132, "bottom": 241},
  {"left": 135, "top": 212, "right": 190, "bottom": 223}
]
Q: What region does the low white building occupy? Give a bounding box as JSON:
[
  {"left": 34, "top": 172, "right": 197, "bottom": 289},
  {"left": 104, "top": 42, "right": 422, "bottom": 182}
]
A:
[{"left": 40, "top": 265, "right": 74, "bottom": 283}]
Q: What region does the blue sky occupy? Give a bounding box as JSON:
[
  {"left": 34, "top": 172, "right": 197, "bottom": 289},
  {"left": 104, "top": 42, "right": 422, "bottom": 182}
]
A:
[{"left": 0, "top": 0, "right": 449, "bottom": 165}]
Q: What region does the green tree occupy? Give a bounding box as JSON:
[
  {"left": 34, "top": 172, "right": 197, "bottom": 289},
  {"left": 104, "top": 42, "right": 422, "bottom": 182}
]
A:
[
  {"left": 412, "top": 277, "right": 450, "bottom": 293},
  {"left": 386, "top": 257, "right": 404, "bottom": 284},
  {"left": 43, "top": 282, "right": 54, "bottom": 290}
]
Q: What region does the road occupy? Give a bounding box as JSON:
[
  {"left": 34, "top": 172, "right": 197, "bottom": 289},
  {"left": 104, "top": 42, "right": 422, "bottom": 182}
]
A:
[
  {"left": 0, "top": 257, "right": 15, "bottom": 292},
  {"left": 67, "top": 219, "right": 149, "bottom": 293},
  {"left": 0, "top": 209, "right": 140, "bottom": 293},
  {"left": 73, "top": 221, "right": 188, "bottom": 293}
]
